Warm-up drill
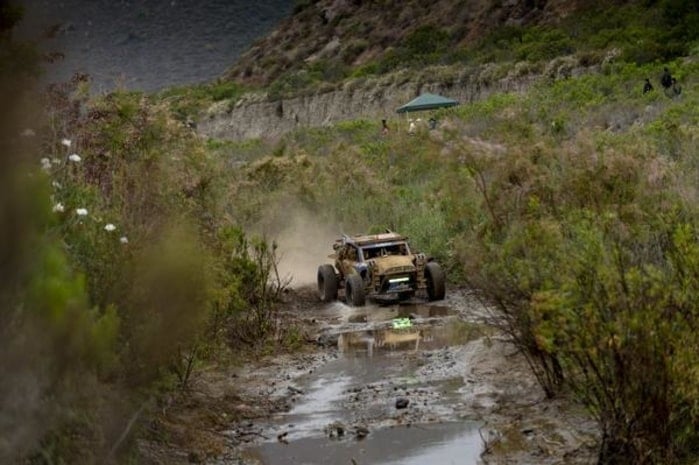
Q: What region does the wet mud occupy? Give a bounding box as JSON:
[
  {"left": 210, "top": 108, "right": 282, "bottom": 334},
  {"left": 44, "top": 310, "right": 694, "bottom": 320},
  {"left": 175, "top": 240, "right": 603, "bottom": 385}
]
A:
[{"left": 141, "top": 287, "right": 598, "bottom": 465}]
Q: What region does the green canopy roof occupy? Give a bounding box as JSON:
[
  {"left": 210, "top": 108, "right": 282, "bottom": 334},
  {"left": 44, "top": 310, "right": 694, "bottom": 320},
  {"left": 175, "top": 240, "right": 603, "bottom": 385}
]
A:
[{"left": 396, "top": 93, "right": 459, "bottom": 113}]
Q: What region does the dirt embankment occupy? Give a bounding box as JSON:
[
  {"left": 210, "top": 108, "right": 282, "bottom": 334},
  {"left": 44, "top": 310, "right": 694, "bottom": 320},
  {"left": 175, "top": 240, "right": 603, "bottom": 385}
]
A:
[{"left": 139, "top": 285, "right": 598, "bottom": 465}]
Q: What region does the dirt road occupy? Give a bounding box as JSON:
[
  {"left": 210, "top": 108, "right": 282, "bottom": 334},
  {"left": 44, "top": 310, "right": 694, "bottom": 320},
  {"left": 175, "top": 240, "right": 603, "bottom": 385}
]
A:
[{"left": 141, "top": 286, "right": 598, "bottom": 465}]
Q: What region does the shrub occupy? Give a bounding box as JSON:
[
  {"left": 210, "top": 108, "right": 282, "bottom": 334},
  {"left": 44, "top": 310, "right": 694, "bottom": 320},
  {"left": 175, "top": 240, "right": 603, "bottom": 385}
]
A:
[
  {"left": 5, "top": 64, "right": 293, "bottom": 463},
  {"left": 341, "top": 38, "right": 369, "bottom": 64},
  {"left": 452, "top": 114, "right": 699, "bottom": 462},
  {"left": 516, "top": 27, "right": 575, "bottom": 62},
  {"left": 404, "top": 25, "right": 450, "bottom": 56}
]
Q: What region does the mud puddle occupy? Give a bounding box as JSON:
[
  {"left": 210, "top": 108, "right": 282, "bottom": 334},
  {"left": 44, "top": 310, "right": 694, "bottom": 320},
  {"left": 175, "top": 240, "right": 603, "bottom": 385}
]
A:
[
  {"left": 343, "top": 302, "right": 456, "bottom": 325},
  {"left": 245, "top": 421, "right": 482, "bottom": 465},
  {"left": 240, "top": 301, "right": 485, "bottom": 464}
]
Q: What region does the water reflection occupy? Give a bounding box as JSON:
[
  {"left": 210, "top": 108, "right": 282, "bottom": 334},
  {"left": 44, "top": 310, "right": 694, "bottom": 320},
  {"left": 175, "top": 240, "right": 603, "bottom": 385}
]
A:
[
  {"left": 245, "top": 422, "right": 483, "bottom": 465},
  {"left": 337, "top": 323, "right": 477, "bottom": 356},
  {"left": 242, "top": 301, "right": 484, "bottom": 465}
]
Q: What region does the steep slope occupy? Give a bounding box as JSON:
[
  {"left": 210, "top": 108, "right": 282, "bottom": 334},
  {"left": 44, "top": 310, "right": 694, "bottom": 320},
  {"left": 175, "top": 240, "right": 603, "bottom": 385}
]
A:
[
  {"left": 198, "top": 0, "right": 697, "bottom": 141},
  {"left": 224, "top": 0, "right": 587, "bottom": 86}
]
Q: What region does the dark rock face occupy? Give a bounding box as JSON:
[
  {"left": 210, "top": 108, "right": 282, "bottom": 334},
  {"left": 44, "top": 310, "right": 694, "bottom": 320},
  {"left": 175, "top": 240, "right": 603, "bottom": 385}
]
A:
[{"left": 395, "top": 397, "right": 410, "bottom": 409}]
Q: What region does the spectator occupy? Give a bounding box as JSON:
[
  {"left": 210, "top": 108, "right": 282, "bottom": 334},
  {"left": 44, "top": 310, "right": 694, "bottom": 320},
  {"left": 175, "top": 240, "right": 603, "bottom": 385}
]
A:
[
  {"left": 643, "top": 78, "right": 653, "bottom": 94},
  {"left": 381, "top": 119, "right": 389, "bottom": 135},
  {"left": 671, "top": 77, "right": 682, "bottom": 97},
  {"left": 429, "top": 117, "right": 437, "bottom": 129},
  {"left": 661, "top": 67, "right": 673, "bottom": 89},
  {"left": 408, "top": 119, "right": 416, "bottom": 135}
]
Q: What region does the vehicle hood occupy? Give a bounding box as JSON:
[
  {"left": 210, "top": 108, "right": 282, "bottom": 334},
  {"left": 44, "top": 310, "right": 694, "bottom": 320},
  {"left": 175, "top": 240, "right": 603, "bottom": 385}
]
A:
[{"left": 370, "top": 255, "right": 416, "bottom": 274}]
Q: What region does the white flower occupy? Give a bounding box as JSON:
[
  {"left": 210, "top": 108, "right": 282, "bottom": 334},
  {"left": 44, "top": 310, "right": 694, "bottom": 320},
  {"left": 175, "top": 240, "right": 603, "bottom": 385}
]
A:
[
  {"left": 104, "top": 223, "right": 116, "bottom": 232},
  {"left": 51, "top": 180, "right": 62, "bottom": 189},
  {"left": 52, "top": 158, "right": 61, "bottom": 165},
  {"left": 119, "top": 236, "right": 129, "bottom": 244},
  {"left": 21, "top": 128, "right": 36, "bottom": 137},
  {"left": 52, "top": 202, "right": 65, "bottom": 213},
  {"left": 68, "top": 153, "right": 81, "bottom": 162},
  {"left": 76, "top": 208, "right": 88, "bottom": 216},
  {"left": 40, "top": 158, "right": 51, "bottom": 171},
  {"left": 61, "top": 138, "right": 72, "bottom": 147}
]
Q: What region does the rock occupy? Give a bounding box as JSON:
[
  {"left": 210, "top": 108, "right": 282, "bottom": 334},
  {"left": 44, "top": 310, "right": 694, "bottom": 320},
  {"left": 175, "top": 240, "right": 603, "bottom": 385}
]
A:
[
  {"left": 188, "top": 451, "right": 202, "bottom": 463},
  {"left": 395, "top": 397, "right": 410, "bottom": 409},
  {"left": 316, "top": 333, "right": 340, "bottom": 347},
  {"left": 354, "top": 425, "right": 370, "bottom": 439},
  {"left": 287, "top": 386, "right": 304, "bottom": 395},
  {"left": 325, "top": 421, "right": 346, "bottom": 438}
]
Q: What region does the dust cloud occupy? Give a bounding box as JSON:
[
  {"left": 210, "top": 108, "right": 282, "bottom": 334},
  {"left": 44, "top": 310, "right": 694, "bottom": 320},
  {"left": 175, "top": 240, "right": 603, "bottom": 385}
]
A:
[{"left": 254, "top": 206, "right": 343, "bottom": 288}]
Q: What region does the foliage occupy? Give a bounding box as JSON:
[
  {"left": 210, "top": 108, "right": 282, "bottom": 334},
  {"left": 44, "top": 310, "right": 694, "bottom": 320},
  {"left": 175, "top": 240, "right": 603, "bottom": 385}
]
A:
[
  {"left": 156, "top": 80, "right": 244, "bottom": 122},
  {"left": 266, "top": 58, "right": 350, "bottom": 99},
  {"left": 403, "top": 25, "right": 451, "bottom": 60},
  {"left": 219, "top": 230, "right": 290, "bottom": 346},
  {"left": 445, "top": 65, "right": 699, "bottom": 462},
  {"left": 2, "top": 67, "right": 290, "bottom": 464},
  {"left": 267, "top": 69, "right": 316, "bottom": 99}
]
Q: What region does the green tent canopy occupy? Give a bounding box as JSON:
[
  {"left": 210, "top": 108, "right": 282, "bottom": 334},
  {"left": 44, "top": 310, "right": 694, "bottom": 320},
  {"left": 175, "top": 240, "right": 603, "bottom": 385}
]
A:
[{"left": 396, "top": 93, "right": 459, "bottom": 113}]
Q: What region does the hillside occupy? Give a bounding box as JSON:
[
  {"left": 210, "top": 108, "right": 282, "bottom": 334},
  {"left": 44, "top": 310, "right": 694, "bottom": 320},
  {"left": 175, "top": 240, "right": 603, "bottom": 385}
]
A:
[
  {"left": 224, "top": 0, "right": 695, "bottom": 90},
  {"left": 225, "top": 0, "right": 586, "bottom": 86},
  {"left": 176, "top": 0, "right": 699, "bottom": 140}
]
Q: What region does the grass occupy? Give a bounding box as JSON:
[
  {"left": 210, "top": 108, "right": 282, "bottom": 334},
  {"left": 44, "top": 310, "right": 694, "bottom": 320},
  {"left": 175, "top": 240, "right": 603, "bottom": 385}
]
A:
[{"left": 156, "top": 80, "right": 245, "bottom": 121}]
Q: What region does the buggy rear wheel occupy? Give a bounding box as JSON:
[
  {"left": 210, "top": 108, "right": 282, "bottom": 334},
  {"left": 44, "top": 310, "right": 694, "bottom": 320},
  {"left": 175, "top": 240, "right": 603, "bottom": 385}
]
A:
[
  {"left": 317, "top": 264, "right": 338, "bottom": 302},
  {"left": 425, "top": 262, "right": 445, "bottom": 301}
]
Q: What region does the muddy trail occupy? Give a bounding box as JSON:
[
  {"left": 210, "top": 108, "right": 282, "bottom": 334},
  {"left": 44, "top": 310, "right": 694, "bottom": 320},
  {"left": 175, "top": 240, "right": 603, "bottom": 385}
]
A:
[{"left": 142, "top": 287, "right": 598, "bottom": 465}]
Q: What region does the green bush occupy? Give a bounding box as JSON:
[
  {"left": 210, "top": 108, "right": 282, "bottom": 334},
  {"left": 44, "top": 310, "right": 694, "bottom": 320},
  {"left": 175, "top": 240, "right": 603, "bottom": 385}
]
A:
[
  {"left": 308, "top": 59, "right": 349, "bottom": 83},
  {"left": 516, "top": 27, "right": 575, "bottom": 62},
  {"left": 2, "top": 66, "right": 292, "bottom": 463},
  {"left": 404, "top": 25, "right": 450, "bottom": 56},
  {"left": 451, "top": 104, "right": 699, "bottom": 462},
  {"left": 156, "top": 80, "right": 243, "bottom": 121}
]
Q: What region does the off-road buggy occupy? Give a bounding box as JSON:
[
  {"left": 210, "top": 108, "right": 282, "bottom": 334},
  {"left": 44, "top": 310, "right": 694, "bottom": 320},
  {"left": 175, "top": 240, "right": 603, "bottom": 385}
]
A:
[{"left": 316, "top": 231, "right": 445, "bottom": 306}]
